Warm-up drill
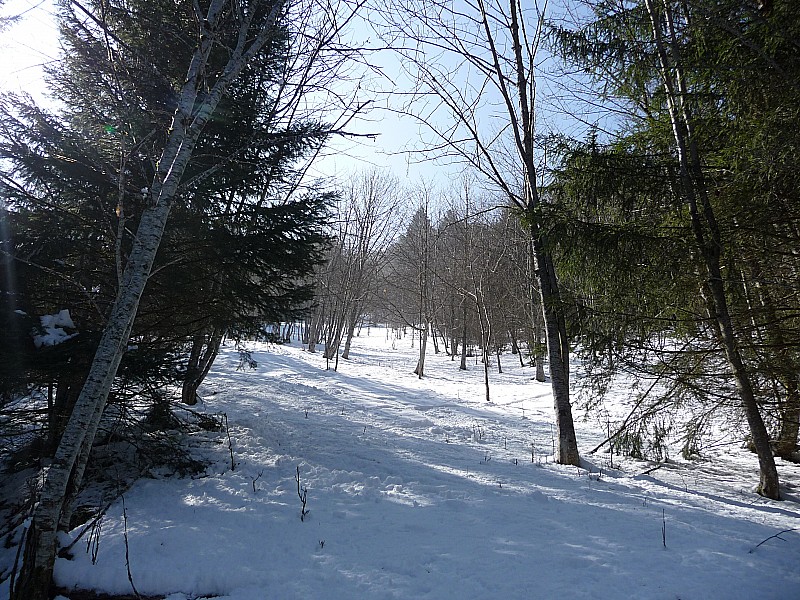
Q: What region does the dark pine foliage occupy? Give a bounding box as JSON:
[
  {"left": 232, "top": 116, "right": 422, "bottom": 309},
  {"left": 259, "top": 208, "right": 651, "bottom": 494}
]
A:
[{"left": 0, "top": 0, "right": 332, "bottom": 463}]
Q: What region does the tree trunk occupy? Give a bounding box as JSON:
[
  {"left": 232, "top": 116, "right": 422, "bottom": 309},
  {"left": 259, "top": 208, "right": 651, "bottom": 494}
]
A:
[
  {"left": 535, "top": 355, "right": 545, "bottom": 382},
  {"left": 430, "top": 321, "right": 440, "bottom": 354},
  {"left": 645, "top": 0, "right": 779, "bottom": 499},
  {"left": 510, "top": 330, "right": 525, "bottom": 368},
  {"left": 747, "top": 262, "right": 800, "bottom": 460},
  {"left": 449, "top": 298, "right": 458, "bottom": 359},
  {"left": 532, "top": 234, "right": 580, "bottom": 465},
  {"left": 182, "top": 333, "right": 205, "bottom": 405},
  {"left": 459, "top": 298, "right": 469, "bottom": 371},
  {"left": 324, "top": 300, "right": 347, "bottom": 365},
  {"left": 517, "top": 345, "right": 525, "bottom": 368},
  {"left": 414, "top": 322, "right": 428, "bottom": 378},
  {"left": 341, "top": 304, "right": 359, "bottom": 359},
  {"left": 475, "top": 295, "right": 491, "bottom": 401},
  {"left": 777, "top": 385, "right": 800, "bottom": 460},
  {"left": 49, "top": 367, "right": 87, "bottom": 454},
  {"left": 182, "top": 328, "right": 223, "bottom": 405},
  {"left": 307, "top": 308, "right": 321, "bottom": 352}
]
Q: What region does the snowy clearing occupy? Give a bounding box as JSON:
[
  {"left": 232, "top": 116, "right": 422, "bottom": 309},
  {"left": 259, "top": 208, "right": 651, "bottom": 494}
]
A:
[{"left": 16, "top": 328, "right": 800, "bottom": 599}]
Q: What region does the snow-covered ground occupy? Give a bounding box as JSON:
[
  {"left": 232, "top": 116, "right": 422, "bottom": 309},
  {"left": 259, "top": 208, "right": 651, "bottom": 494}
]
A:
[{"left": 18, "top": 328, "right": 800, "bottom": 598}]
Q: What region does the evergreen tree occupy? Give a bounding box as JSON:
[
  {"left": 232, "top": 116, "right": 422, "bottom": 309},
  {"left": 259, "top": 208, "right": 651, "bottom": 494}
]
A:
[
  {"left": 2, "top": 1, "right": 361, "bottom": 596},
  {"left": 548, "top": 0, "right": 800, "bottom": 497},
  {"left": 1, "top": 0, "right": 332, "bottom": 435}
]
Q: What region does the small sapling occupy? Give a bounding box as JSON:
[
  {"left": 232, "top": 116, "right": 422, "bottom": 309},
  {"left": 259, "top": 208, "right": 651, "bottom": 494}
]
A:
[
  {"left": 252, "top": 470, "right": 264, "bottom": 494},
  {"left": 295, "top": 466, "right": 309, "bottom": 522}
]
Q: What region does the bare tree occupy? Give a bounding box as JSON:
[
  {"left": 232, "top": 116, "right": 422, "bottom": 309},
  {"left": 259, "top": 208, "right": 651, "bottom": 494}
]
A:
[
  {"left": 384, "top": 185, "right": 437, "bottom": 377},
  {"left": 307, "top": 170, "right": 402, "bottom": 368},
  {"left": 377, "top": 0, "right": 580, "bottom": 464},
  {"left": 339, "top": 170, "right": 404, "bottom": 359}
]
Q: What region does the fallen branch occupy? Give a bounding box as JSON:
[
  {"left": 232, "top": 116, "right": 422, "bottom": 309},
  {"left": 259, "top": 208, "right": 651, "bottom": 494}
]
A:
[
  {"left": 749, "top": 528, "right": 796, "bottom": 553},
  {"left": 8, "top": 478, "right": 39, "bottom": 595},
  {"left": 637, "top": 463, "right": 664, "bottom": 477},
  {"left": 61, "top": 492, "right": 127, "bottom": 557}
]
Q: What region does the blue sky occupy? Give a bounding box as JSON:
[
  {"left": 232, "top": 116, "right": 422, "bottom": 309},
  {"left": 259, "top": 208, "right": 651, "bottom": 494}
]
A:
[{"left": 0, "top": 0, "right": 60, "bottom": 101}]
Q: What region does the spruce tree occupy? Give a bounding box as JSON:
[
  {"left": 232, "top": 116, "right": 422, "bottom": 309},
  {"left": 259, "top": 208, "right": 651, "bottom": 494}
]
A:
[
  {"left": 548, "top": 0, "right": 800, "bottom": 497},
  {"left": 3, "top": 1, "right": 359, "bottom": 596}
]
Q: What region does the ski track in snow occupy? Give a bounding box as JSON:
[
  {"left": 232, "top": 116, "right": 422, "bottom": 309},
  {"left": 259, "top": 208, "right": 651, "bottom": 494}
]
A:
[{"left": 14, "top": 329, "right": 800, "bottom": 599}]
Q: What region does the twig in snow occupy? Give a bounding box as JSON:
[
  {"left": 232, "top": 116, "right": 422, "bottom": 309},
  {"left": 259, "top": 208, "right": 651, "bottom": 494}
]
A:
[
  {"left": 749, "top": 528, "right": 796, "bottom": 553},
  {"left": 296, "top": 466, "right": 309, "bottom": 522},
  {"left": 87, "top": 513, "right": 102, "bottom": 565},
  {"left": 252, "top": 470, "right": 264, "bottom": 494},
  {"left": 222, "top": 412, "right": 235, "bottom": 471},
  {"left": 122, "top": 495, "right": 142, "bottom": 599},
  {"left": 661, "top": 509, "right": 667, "bottom": 549}
]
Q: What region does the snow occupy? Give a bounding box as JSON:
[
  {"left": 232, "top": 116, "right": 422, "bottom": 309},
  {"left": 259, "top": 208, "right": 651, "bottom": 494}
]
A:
[
  {"left": 32, "top": 309, "right": 77, "bottom": 348},
  {"left": 10, "top": 328, "right": 800, "bottom": 598}
]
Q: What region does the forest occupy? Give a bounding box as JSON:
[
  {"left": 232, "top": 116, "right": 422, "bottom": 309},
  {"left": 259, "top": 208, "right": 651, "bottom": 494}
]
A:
[{"left": 0, "top": 0, "right": 799, "bottom": 598}]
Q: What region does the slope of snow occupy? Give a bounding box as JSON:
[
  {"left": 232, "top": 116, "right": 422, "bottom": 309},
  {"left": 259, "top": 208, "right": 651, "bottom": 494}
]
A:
[{"left": 20, "top": 328, "right": 800, "bottom": 598}]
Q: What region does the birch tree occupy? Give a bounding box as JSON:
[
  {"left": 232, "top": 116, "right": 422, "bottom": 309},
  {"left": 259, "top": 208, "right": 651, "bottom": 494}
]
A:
[{"left": 11, "top": 0, "right": 366, "bottom": 597}]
